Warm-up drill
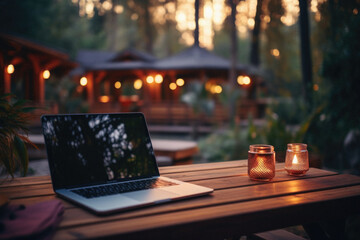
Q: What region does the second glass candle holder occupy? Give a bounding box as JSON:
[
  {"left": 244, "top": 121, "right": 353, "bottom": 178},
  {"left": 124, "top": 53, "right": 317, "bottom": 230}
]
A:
[{"left": 285, "top": 143, "right": 309, "bottom": 176}]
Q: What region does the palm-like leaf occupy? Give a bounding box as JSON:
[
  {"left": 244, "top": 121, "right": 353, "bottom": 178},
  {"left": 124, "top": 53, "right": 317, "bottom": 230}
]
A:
[{"left": 0, "top": 94, "right": 35, "bottom": 177}]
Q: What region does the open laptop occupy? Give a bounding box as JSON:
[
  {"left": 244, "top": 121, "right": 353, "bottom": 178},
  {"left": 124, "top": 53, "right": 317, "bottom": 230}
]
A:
[{"left": 41, "top": 113, "right": 213, "bottom": 215}]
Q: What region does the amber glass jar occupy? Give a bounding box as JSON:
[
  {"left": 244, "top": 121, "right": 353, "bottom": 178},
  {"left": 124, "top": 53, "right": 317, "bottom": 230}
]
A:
[{"left": 248, "top": 145, "right": 275, "bottom": 181}]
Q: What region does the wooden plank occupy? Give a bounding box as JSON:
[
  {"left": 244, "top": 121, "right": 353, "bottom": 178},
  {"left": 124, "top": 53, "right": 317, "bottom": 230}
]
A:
[
  {"left": 159, "top": 159, "right": 248, "bottom": 174},
  {"left": 163, "top": 163, "right": 286, "bottom": 182},
  {"left": 54, "top": 174, "right": 360, "bottom": 229},
  {"left": 0, "top": 175, "right": 51, "bottom": 188},
  {"left": 52, "top": 185, "right": 360, "bottom": 240},
  {"left": 191, "top": 168, "right": 338, "bottom": 190},
  {"left": 1, "top": 183, "right": 55, "bottom": 199}
]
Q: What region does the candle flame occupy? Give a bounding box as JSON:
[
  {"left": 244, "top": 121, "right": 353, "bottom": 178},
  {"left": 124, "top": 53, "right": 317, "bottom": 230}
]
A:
[{"left": 292, "top": 155, "right": 299, "bottom": 164}]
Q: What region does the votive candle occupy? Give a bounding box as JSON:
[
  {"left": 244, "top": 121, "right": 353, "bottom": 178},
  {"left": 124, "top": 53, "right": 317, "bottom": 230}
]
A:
[
  {"left": 248, "top": 145, "right": 275, "bottom": 181},
  {"left": 285, "top": 143, "right": 309, "bottom": 176}
]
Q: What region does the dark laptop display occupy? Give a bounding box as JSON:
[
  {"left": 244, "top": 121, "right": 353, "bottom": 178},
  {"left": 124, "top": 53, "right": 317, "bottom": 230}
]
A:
[
  {"left": 41, "top": 113, "right": 213, "bottom": 215},
  {"left": 42, "top": 113, "right": 159, "bottom": 189}
]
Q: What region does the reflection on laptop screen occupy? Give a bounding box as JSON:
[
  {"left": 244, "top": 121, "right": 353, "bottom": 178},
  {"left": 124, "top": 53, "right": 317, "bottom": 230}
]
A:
[{"left": 42, "top": 113, "right": 159, "bottom": 189}]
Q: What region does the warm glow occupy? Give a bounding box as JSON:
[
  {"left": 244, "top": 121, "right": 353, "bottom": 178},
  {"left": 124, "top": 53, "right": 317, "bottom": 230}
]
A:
[
  {"left": 154, "top": 74, "right": 163, "bottom": 84},
  {"left": 243, "top": 76, "right": 251, "bottom": 85},
  {"left": 146, "top": 76, "right": 154, "bottom": 84},
  {"left": 176, "top": 78, "right": 185, "bottom": 86},
  {"left": 7, "top": 64, "right": 14, "bottom": 74},
  {"left": 80, "top": 77, "right": 88, "bottom": 86},
  {"left": 211, "top": 85, "right": 222, "bottom": 94},
  {"left": 134, "top": 79, "right": 143, "bottom": 90},
  {"left": 114, "top": 5, "right": 124, "bottom": 14},
  {"left": 313, "top": 84, "right": 319, "bottom": 91},
  {"left": 292, "top": 155, "right": 299, "bottom": 165},
  {"left": 169, "top": 82, "right": 177, "bottom": 90},
  {"left": 205, "top": 81, "right": 212, "bottom": 90},
  {"left": 99, "top": 95, "right": 110, "bottom": 103},
  {"left": 114, "top": 81, "right": 121, "bottom": 89},
  {"left": 237, "top": 76, "right": 244, "bottom": 85},
  {"left": 43, "top": 70, "right": 51, "bottom": 79},
  {"left": 237, "top": 76, "right": 251, "bottom": 86},
  {"left": 73, "top": 0, "right": 324, "bottom": 48},
  {"left": 271, "top": 49, "right": 280, "bottom": 58}
]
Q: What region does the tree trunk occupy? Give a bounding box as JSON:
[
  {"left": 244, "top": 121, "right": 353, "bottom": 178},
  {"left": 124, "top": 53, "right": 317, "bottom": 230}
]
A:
[
  {"left": 249, "top": 0, "right": 263, "bottom": 99},
  {"left": 299, "top": 0, "right": 313, "bottom": 111},
  {"left": 194, "top": 0, "right": 200, "bottom": 47},
  {"left": 228, "top": 0, "right": 238, "bottom": 123},
  {"left": 144, "top": 0, "right": 153, "bottom": 54},
  {"left": 250, "top": 0, "right": 263, "bottom": 66}
]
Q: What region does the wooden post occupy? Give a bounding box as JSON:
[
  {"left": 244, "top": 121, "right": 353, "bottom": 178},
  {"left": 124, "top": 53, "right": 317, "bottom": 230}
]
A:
[
  {"left": 86, "top": 73, "right": 94, "bottom": 106},
  {"left": 4, "top": 69, "right": 11, "bottom": 94}
]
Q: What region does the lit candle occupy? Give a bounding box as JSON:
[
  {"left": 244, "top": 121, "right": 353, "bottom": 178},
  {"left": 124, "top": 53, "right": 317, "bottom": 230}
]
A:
[
  {"left": 285, "top": 143, "right": 309, "bottom": 176},
  {"left": 249, "top": 158, "right": 272, "bottom": 178},
  {"left": 248, "top": 145, "right": 275, "bottom": 181}
]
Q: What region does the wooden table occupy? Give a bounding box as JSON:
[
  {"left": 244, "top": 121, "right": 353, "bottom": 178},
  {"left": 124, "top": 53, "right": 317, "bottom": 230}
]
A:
[
  {"left": 1, "top": 160, "right": 360, "bottom": 239},
  {"left": 152, "top": 139, "right": 198, "bottom": 161}
]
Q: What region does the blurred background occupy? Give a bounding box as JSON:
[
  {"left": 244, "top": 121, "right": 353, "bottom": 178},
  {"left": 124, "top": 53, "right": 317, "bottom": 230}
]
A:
[{"left": 0, "top": 0, "right": 359, "bottom": 176}]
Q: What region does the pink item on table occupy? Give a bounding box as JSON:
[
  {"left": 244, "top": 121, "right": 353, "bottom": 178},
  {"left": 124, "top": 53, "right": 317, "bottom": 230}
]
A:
[{"left": 0, "top": 199, "right": 64, "bottom": 240}]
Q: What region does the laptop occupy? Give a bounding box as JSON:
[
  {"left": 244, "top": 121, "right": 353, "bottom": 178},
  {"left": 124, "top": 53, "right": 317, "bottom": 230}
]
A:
[{"left": 41, "top": 113, "right": 213, "bottom": 215}]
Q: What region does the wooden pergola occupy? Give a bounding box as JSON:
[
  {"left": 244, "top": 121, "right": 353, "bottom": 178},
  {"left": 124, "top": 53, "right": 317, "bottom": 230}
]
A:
[
  {"left": 73, "top": 46, "right": 263, "bottom": 125},
  {"left": 0, "top": 34, "right": 76, "bottom": 105}
]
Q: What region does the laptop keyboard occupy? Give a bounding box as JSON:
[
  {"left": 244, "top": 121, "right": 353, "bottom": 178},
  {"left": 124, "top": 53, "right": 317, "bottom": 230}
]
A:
[{"left": 71, "top": 178, "right": 177, "bottom": 199}]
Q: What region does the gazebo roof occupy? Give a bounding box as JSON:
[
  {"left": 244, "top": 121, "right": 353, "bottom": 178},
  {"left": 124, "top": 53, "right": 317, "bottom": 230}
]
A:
[
  {"left": 73, "top": 45, "right": 257, "bottom": 75},
  {"left": 73, "top": 49, "right": 156, "bottom": 74},
  {"left": 154, "top": 45, "right": 230, "bottom": 70},
  {"left": 154, "top": 45, "right": 250, "bottom": 72}
]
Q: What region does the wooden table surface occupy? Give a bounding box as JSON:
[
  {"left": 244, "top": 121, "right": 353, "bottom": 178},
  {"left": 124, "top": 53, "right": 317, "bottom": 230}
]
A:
[{"left": 1, "top": 160, "right": 360, "bottom": 239}]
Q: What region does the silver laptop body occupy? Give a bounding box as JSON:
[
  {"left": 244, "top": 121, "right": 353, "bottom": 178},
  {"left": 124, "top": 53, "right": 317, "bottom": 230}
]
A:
[{"left": 41, "top": 113, "right": 213, "bottom": 215}]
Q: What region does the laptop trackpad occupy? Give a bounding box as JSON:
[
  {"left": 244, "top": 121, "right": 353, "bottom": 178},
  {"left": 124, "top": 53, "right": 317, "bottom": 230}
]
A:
[{"left": 123, "top": 189, "right": 179, "bottom": 203}]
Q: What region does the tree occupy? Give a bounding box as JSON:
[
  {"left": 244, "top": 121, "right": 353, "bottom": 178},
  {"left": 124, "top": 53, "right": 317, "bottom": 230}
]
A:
[
  {"left": 227, "top": 0, "right": 240, "bottom": 123},
  {"left": 306, "top": 0, "right": 360, "bottom": 171},
  {"left": 249, "top": 0, "right": 264, "bottom": 99},
  {"left": 299, "top": 0, "right": 313, "bottom": 112}
]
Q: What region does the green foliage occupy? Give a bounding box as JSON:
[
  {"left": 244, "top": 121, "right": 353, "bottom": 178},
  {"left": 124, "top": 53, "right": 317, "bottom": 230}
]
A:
[
  {"left": 181, "top": 82, "right": 215, "bottom": 116},
  {"left": 0, "top": 94, "right": 36, "bottom": 177},
  {"left": 45, "top": 77, "right": 88, "bottom": 113},
  {"left": 198, "top": 100, "right": 312, "bottom": 162},
  {"left": 198, "top": 127, "right": 249, "bottom": 162},
  {"left": 303, "top": 0, "right": 360, "bottom": 170},
  {"left": 267, "top": 98, "right": 307, "bottom": 125}
]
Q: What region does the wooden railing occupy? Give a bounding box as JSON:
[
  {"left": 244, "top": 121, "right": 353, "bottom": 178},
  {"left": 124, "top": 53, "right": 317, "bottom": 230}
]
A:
[{"left": 28, "top": 99, "right": 266, "bottom": 127}]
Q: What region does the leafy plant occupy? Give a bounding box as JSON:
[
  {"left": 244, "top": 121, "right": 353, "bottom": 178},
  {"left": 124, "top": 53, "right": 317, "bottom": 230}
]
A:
[{"left": 0, "top": 94, "right": 36, "bottom": 177}]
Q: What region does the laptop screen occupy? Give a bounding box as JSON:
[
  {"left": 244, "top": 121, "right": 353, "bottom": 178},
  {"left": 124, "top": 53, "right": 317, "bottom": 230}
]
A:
[{"left": 42, "top": 113, "right": 159, "bottom": 189}]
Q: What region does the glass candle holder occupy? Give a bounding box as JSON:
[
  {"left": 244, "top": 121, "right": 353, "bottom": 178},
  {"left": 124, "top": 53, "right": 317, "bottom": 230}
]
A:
[
  {"left": 285, "top": 143, "right": 309, "bottom": 176},
  {"left": 248, "top": 145, "right": 275, "bottom": 181}
]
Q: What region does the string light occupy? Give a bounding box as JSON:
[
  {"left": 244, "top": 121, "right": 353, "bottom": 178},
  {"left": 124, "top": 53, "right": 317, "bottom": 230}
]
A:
[
  {"left": 146, "top": 76, "right": 154, "bottom": 84},
  {"left": 155, "top": 74, "right": 163, "bottom": 84},
  {"left": 43, "top": 70, "right": 50, "bottom": 79},
  {"left": 80, "top": 77, "right": 88, "bottom": 86},
  {"left": 176, "top": 78, "right": 185, "bottom": 86},
  {"left": 114, "top": 81, "right": 121, "bottom": 89},
  {"left": 169, "top": 83, "right": 177, "bottom": 90},
  {"left": 7, "top": 64, "right": 14, "bottom": 74},
  {"left": 134, "top": 79, "right": 143, "bottom": 89}
]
